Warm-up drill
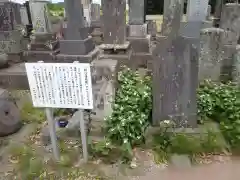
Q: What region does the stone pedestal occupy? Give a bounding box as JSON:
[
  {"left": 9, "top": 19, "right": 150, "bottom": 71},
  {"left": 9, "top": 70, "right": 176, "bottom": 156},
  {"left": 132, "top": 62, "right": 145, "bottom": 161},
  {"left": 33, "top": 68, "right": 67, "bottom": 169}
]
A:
[
  {"left": 24, "top": 32, "right": 59, "bottom": 62},
  {"left": 99, "top": 42, "right": 132, "bottom": 65}
]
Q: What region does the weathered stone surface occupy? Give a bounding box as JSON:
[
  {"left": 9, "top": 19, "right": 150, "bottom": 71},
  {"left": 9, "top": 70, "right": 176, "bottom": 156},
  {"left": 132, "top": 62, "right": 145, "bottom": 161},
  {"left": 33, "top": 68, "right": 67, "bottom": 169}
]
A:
[
  {"left": 129, "top": 0, "right": 145, "bottom": 25},
  {"left": 0, "top": 88, "right": 22, "bottom": 137},
  {"left": 58, "top": 0, "right": 96, "bottom": 57},
  {"left": 128, "top": 24, "right": 147, "bottom": 37},
  {"left": 65, "top": 110, "right": 90, "bottom": 137},
  {"left": 128, "top": 35, "right": 150, "bottom": 53},
  {"left": 220, "top": 3, "right": 240, "bottom": 45},
  {"left": 147, "top": 20, "right": 157, "bottom": 37},
  {"left": 186, "top": 0, "right": 209, "bottom": 22},
  {"left": 220, "top": 44, "right": 237, "bottom": 82},
  {"left": 199, "top": 28, "right": 225, "bottom": 81},
  {"left": 91, "top": 3, "right": 101, "bottom": 22},
  {"left": 29, "top": 0, "right": 52, "bottom": 33},
  {"left": 161, "top": 0, "right": 183, "bottom": 38},
  {"left": 233, "top": 45, "right": 240, "bottom": 85},
  {"left": 102, "top": 0, "right": 126, "bottom": 44},
  {"left": 91, "top": 59, "right": 118, "bottom": 120},
  {"left": 152, "top": 36, "right": 198, "bottom": 127},
  {"left": 170, "top": 154, "right": 192, "bottom": 168},
  {"left": 0, "top": 53, "right": 8, "bottom": 69}
]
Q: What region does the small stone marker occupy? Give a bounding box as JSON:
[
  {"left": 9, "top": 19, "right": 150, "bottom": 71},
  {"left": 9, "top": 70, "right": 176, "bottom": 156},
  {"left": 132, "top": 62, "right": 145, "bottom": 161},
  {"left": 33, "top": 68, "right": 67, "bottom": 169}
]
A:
[{"left": 25, "top": 62, "right": 93, "bottom": 162}]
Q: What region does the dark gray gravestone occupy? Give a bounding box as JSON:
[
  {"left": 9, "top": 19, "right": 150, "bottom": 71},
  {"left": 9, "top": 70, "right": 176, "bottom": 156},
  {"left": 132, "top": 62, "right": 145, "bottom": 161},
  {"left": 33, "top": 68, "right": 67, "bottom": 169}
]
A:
[
  {"left": 199, "top": 28, "right": 224, "bottom": 81},
  {"left": 129, "top": 0, "right": 145, "bottom": 25},
  {"left": 220, "top": 3, "right": 240, "bottom": 45},
  {"left": 161, "top": 0, "right": 183, "bottom": 38},
  {"left": 0, "top": 2, "right": 14, "bottom": 31},
  {"left": 102, "top": 0, "right": 126, "bottom": 44},
  {"left": 152, "top": 36, "right": 198, "bottom": 127},
  {"left": 57, "top": 0, "right": 97, "bottom": 62}
]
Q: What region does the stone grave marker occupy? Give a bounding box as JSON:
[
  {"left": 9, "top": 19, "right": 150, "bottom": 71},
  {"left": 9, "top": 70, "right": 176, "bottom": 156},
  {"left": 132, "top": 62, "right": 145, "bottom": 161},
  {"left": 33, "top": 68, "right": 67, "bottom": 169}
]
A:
[
  {"left": 186, "top": 0, "right": 209, "bottom": 22},
  {"left": 198, "top": 28, "right": 224, "bottom": 81},
  {"left": 99, "top": 0, "right": 131, "bottom": 64},
  {"left": 128, "top": 0, "right": 152, "bottom": 69},
  {"left": 220, "top": 3, "right": 240, "bottom": 46},
  {"left": 29, "top": 0, "right": 52, "bottom": 33},
  {"left": 0, "top": 1, "right": 23, "bottom": 64},
  {"left": 57, "top": 0, "right": 98, "bottom": 62},
  {"left": 90, "top": 3, "right": 101, "bottom": 27},
  {"left": 161, "top": 0, "right": 183, "bottom": 38},
  {"left": 24, "top": 0, "right": 59, "bottom": 62},
  {"left": 152, "top": 36, "right": 198, "bottom": 127}
]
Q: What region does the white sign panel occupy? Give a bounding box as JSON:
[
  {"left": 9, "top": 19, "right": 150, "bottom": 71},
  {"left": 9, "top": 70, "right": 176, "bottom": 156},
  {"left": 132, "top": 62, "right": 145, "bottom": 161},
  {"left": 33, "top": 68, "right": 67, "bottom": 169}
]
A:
[
  {"left": 25, "top": 63, "right": 93, "bottom": 109},
  {"left": 187, "top": 0, "right": 209, "bottom": 22}
]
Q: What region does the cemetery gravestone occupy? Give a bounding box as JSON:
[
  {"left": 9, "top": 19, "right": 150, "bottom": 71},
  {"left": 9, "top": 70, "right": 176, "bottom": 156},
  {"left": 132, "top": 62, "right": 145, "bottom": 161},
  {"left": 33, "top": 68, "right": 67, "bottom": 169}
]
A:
[
  {"left": 161, "top": 0, "right": 183, "bottom": 38},
  {"left": 186, "top": 0, "right": 209, "bottom": 22},
  {"left": 90, "top": 3, "right": 101, "bottom": 28},
  {"left": 198, "top": 28, "right": 224, "bottom": 81},
  {"left": 0, "top": 2, "right": 23, "bottom": 65},
  {"left": 220, "top": 3, "right": 240, "bottom": 46},
  {"left": 152, "top": 36, "right": 198, "bottom": 127},
  {"left": 128, "top": 0, "right": 152, "bottom": 69},
  {"left": 219, "top": 3, "right": 240, "bottom": 82},
  {"left": 99, "top": 0, "right": 131, "bottom": 64},
  {"left": 57, "top": 0, "right": 98, "bottom": 63},
  {"left": 24, "top": 0, "right": 59, "bottom": 62}
]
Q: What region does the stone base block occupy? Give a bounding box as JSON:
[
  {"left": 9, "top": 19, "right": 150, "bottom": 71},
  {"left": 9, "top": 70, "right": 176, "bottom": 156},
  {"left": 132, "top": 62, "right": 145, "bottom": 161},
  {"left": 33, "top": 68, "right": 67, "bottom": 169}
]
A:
[
  {"left": 128, "top": 24, "right": 148, "bottom": 37},
  {"left": 128, "top": 35, "right": 151, "bottom": 53},
  {"left": 99, "top": 41, "right": 130, "bottom": 53},
  {"left": 60, "top": 37, "right": 95, "bottom": 55},
  {"left": 28, "top": 40, "right": 59, "bottom": 51},
  {"left": 8, "top": 52, "right": 23, "bottom": 64},
  {"left": 130, "top": 53, "right": 153, "bottom": 70},
  {"left": 23, "top": 49, "right": 59, "bottom": 62},
  {"left": 179, "top": 21, "right": 213, "bottom": 38},
  {"left": 91, "top": 20, "right": 102, "bottom": 28},
  {"left": 31, "top": 32, "right": 55, "bottom": 43},
  {"left": 56, "top": 48, "right": 99, "bottom": 63}
]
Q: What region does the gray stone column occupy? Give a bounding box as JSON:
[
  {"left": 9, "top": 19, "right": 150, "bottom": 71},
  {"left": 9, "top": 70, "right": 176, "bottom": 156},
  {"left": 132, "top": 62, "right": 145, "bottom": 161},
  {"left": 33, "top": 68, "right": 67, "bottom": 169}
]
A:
[{"left": 199, "top": 28, "right": 224, "bottom": 81}]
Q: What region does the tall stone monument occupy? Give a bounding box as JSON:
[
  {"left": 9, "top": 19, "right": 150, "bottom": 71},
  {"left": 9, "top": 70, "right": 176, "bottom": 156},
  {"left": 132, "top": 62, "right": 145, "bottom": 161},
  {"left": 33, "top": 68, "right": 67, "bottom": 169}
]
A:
[
  {"left": 99, "top": 0, "right": 131, "bottom": 63},
  {"left": 24, "top": 0, "right": 59, "bottom": 62},
  {"left": 57, "top": 0, "right": 98, "bottom": 62},
  {"left": 128, "top": 0, "right": 151, "bottom": 69},
  {"left": 152, "top": 0, "right": 198, "bottom": 128}
]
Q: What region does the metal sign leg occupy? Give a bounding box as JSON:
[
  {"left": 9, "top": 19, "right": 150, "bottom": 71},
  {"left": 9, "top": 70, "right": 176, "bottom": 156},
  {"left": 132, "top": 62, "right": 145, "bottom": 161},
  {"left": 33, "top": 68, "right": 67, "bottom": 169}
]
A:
[
  {"left": 79, "top": 109, "right": 88, "bottom": 162},
  {"left": 45, "top": 108, "right": 60, "bottom": 161}
]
